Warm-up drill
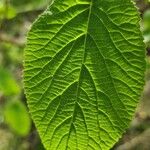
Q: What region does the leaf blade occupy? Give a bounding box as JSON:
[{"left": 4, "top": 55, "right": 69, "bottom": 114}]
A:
[{"left": 24, "top": 0, "right": 146, "bottom": 149}]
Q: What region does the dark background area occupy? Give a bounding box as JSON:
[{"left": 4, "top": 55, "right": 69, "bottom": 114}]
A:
[{"left": 0, "top": 0, "right": 150, "bottom": 149}]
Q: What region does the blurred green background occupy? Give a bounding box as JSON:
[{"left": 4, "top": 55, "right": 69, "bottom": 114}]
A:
[
  {"left": 0, "top": 0, "right": 150, "bottom": 150},
  {"left": 0, "top": 0, "right": 51, "bottom": 149}
]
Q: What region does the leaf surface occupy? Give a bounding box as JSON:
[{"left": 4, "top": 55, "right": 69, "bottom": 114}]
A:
[{"left": 24, "top": 0, "right": 146, "bottom": 149}]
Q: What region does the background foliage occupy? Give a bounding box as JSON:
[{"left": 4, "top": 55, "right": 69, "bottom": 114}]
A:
[{"left": 0, "top": 0, "right": 150, "bottom": 150}]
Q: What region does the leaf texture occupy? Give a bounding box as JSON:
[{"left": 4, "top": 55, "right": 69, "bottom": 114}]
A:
[{"left": 24, "top": 0, "right": 146, "bottom": 149}]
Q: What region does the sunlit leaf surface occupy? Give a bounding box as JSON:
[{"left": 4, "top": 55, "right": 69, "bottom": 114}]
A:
[{"left": 24, "top": 0, "right": 146, "bottom": 149}]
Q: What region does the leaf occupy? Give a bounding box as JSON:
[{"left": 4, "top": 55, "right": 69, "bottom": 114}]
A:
[
  {"left": 143, "top": 9, "right": 150, "bottom": 45},
  {"left": 24, "top": 0, "right": 146, "bottom": 149},
  {"left": 0, "top": 2, "right": 16, "bottom": 19},
  {"left": 11, "top": 0, "right": 51, "bottom": 13},
  {"left": 0, "top": 67, "right": 20, "bottom": 96},
  {"left": 4, "top": 100, "right": 31, "bottom": 136}
]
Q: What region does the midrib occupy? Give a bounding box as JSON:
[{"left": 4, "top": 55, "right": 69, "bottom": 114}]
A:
[{"left": 65, "top": 0, "right": 93, "bottom": 149}]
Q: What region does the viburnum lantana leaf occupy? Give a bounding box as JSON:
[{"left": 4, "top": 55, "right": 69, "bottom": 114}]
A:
[{"left": 24, "top": 0, "right": 146, "bottom": 149}]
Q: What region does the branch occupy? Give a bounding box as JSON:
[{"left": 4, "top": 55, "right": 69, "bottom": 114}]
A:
[{"left": 0, "top": 33, "right": 25, "bottom": 47}]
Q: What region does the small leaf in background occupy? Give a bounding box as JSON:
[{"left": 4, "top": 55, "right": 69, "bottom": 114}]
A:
[
  {"left": 0, "top": 67, "right": 20, "bottom": 96},
  {"left": 6, "top": 43, "right": 24, "bottom": 64},
  {"left": 143, "top": 9, "right": 150, "bottom": 45},
  {"left": 143, "top": 9, "right": 150, "bottom": 30},
  {"left": 0, "top": 2, "right": 16, "bottom": 20},
  {"left": 4, "top": 100, "right": 31, "bottom": 136}
]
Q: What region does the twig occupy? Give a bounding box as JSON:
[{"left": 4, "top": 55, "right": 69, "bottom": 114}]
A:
[
  {"left": 116, "top": 129, "right": 150, "bottom": 150},
  {"left": 0, "top": 33, "right": 25, "bottom": 47}
]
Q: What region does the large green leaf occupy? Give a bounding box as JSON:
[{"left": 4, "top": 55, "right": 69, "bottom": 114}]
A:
[{"left": 24, "top": 0, "right": 146, "bottom": 149}]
